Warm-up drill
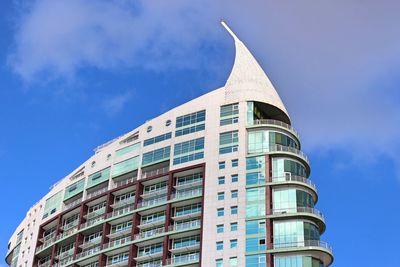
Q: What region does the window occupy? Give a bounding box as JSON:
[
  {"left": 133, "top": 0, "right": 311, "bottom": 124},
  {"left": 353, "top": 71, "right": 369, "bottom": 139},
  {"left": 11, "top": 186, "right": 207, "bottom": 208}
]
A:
[
  {"left": 217, "top": 224, "right": 224, "bottom": 233},
  {"left": 219, "top": 161, "right": 225, "bottom": 170},
  {"left": 146, "top": 126, "right": 152, "bottom": 132},
  {"left": 231, "top": 190, "right": 238, "bottom": 199},
  {"left": 218, "top": 192, "right": 225, "bottom": 201},
  {"left": 218, "top": 176, "right": 225, "bottom": 185},
  {"left": 165, "top": 120, "right": 171, "bottom": 126},
  {"left": 216, "top": 259, "right": 223, "bottom": 267},
  {"left": 231, "top": 222, "right": 238, "bottom": 231},
  {"left": 220, "top": 103, "right": 239, "bottom": 126},
  {"left": 217, "top": 208, "right": 224, "bottom": 217},
  {"left": 115, "top": 142, "right": 140, "bottom": 157},
  {"left": 216, "top": 241, "right": 223, "bottom": 251},
  {"left": 231, "top": 174, "right": 238, "bottom": 183},
  {"left": 144, "top": 132, "right": 172, "bottom": 146},
  {"left": 230, "top": 239, "right": 238, "bottom": 249},
  {"left": 91, "top": 161, "right": 96, "bottom": 168},
  {"left": 219, "top": 131, "right": 239, "bottom": 154},
  {"left": 229, "top": 257, "right": 238, "bottom": 266},
  {"left": 142, "top": 146, "right": 170, "bottom": 166},
  {"left": 231, "top": 159, "right": 239, "bottom": 167},
  {"left": 231, "top": 206, "right": 238, "bottom": 215},
  {"left": 173, "top": 137, "right": 205, "bottom": 165},
  {"left": 175, "top": 110, "right": 206, "bottom": 137}
]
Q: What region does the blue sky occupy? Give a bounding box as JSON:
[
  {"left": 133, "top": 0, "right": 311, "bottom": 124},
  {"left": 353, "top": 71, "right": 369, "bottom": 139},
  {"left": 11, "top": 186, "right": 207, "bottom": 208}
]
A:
[{"left": 1, "top": 1, "right": 400, "bottom": 266}]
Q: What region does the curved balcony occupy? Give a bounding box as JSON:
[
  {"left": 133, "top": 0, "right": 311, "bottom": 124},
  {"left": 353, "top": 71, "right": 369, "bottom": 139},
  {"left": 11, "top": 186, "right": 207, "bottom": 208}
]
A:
[
  {"left": 268, "top": 145, "right": 310, "bottom": 174},
  {"left": 248, "top": 119, "right": 300, "bottom": 143},
  {"left": 269, "top": 207, "right": 326, "bottom": 234},
  {"left": 271, "top": 175, "right": 317, "bottom": 202},
  {"left": 270, "top": 240, "right": 333, "bottom": 266}
]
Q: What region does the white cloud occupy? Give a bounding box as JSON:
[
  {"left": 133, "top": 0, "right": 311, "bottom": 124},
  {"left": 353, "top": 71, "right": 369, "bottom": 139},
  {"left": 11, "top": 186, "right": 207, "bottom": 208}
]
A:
[
  {"left": 8, "top": 0, "right": 400, "bottom": 177},
  {"left": 102, "top": 91, "right": 133, "bottom": 116}
]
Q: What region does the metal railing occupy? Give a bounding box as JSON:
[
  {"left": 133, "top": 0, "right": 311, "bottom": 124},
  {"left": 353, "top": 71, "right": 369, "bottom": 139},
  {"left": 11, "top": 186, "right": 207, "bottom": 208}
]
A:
[
  {"left": 111, "top": 197, "right": 135, "bottom": 208},
  {"left": 103, "top": 236, "right": 131, "bottom": 250},
  {"left": 134, "top": 227, "right": 165, "bottom": 241},
  {"left": 165, "top": 252, "right": 199, "bottom": 265},
  {"left": 174, "top": 179, "right": 203, "bottom": 189},
  {"left": 112, "top": 177, "right": 136, "bottom": 189},
  {"left": 141, "top": 167, "right": 169, "bottom": 179},
  {"left": 135, "top": 261, "right": 162, "bottom": 267},
  {"left": 137, "top": 196, "right": 167, "bottom": 208},
  {"left": 271, "top": 207, "right": 324, "bottom": 220},
  {"left": 104, "top": 259, "right": 129, "bottom": 267},
  {"left": 62, "top": 198, "right": 82, "bottom": 211},
  {"left": 56, "top": 248, "right": 74, "bottom": 260},
  {"left": 54, "top": 227, "right": 78, "bottom": 242},
  {"left": 272, "top": 174, "right": 316, "bottom": 191},
  {"left": 80, "top": 216, "right": 105, "bottom": 230},
  {"left": 85, "top": 207, "right": 106, "bottom": 219},
  {"left": 86, "top": 187, "right": 108, "bottom": 200},
  {"left": 107, "top": 227, "right": 131, "bottom": 239},
  {"left": 250, "top": 119, "right": 300, "bottom": 140},
  {"left": 105, "top": 204, "right": 135, "bottom": 220},
  {"left": 169, "top": 220, "right": 201, "bottom": 232},
  {"left": 61, "top": 219, "right": 79, "bottom": 231},
  {"left": 271, "top": 240, "right": 333, "bottom": 253},
  {"left": 141, "top": 187, "right": 168, "bottom": 198},
  {"left": 171, "top": 188, "right": 202, "bottom": 200},
  {"left": 268, "top": 145, "right": 309, "bottom": 165},
  {"left": 75, "top": 245, "right": 101, "bottom": 260},
  {"left": 79, "top": 236, "right": 102, "bottom": 249}
]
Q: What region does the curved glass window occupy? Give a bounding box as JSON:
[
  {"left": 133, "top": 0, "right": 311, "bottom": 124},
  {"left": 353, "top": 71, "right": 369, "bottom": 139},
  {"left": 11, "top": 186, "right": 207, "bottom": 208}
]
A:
[
  {"left": 248, "top": 131, "right": 298, "bottom": 154},
  {"left": 273, "top": 189, "right": 314, "bottom": 211},
  {"left": 275, "top": 256, "right": 323, "bottom": 267},
  {"left": 273, "top": 221, "right": 320, "bottom": 248},
  {"left": 272, "top": 158, "right": 307, "bottom": 178}
]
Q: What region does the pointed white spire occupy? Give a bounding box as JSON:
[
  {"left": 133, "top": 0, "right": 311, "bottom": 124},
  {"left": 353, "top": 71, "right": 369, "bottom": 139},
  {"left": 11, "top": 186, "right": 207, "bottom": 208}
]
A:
[{"left": 221, "top": 21, "right": 290, "bottom": 121}]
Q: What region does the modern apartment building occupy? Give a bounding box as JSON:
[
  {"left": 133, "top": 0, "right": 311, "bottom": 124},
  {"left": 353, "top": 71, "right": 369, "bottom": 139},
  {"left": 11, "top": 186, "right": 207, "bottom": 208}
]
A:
[{"left": 5, "top": 22, "right": 333, "bottom": 267}]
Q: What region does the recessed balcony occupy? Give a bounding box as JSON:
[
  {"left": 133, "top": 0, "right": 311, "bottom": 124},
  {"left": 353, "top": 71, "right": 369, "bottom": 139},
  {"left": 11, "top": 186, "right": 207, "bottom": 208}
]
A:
[
  {"left": 137, "top": 197, "right": 167, "bottom": 209},
  {"left": 164, "top": 252, "right": 200, "bottom": 266},
  {"left": 55, "top": 247, "right": 75, "bottom": 260},
  {"left": 112, "top": 177, "right": 135, "bottom": 189},
  {"left": 173, "top": 179, "right": 203, "bottom": 190},
  {"left": 105, "top": 204, "right": 135, "bottom": 220},
  {"left": 141, "top": 188, "right": 168, "bottom": 199},
  {"left": 107, "top": 228, "right": 132, "bottom": 239},
  {"left": 102, "top": 236, "right": 132, "bottom": 250},
  {"left": 141, "top": 166, "right": 169, "bottom": 179},
  {"left": 104, "top": 259, "right": 129, "bottom": 267},
  {"left": 84, "top": 207, "right": 106, "bottom": 220},
  {"left": 80, "top": 216, "right": 105, "bottom": 230},
  {"left": 86, "top": 187, "right": 108, "bottom": 200},
  {"left": 170, "top": 188, "right": 202, "bottom": 201},
  {"left": 79, "top": 236, "right": 102, "bottom": 250},
  {"left": 60, "top": 219, "right": 79, "bottom": 231},
  {"left": 169, "top": 243, "right": 200, "bottom": 254},
  {"left": 75, "top": 245, "right": 101, "bottom": 260},
  {"left": 133, "top": 227, "right": 165, "bottom": 241},
  {"left": 137, "top": 219, "right": 166, "bottom": 230},
  {"left": 111, "top": 197, "right": 135, "bottom": 209}
]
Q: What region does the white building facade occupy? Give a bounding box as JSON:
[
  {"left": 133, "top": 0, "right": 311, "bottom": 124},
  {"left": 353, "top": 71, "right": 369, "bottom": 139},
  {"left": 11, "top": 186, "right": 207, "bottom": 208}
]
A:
[{"left": 5, "top": 22, "right": 333, "bottom": 267}]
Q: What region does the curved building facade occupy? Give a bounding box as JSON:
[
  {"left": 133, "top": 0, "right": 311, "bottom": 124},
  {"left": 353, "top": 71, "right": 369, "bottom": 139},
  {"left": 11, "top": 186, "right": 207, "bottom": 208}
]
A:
[{"left": 5, "top": 22, "right": 333, "bottom": 267}]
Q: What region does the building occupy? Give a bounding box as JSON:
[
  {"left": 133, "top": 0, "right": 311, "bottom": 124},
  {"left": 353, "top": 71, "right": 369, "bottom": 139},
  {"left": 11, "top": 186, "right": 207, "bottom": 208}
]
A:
[{"left": 5, "top": 22, "right": 333, "bottom": 267}]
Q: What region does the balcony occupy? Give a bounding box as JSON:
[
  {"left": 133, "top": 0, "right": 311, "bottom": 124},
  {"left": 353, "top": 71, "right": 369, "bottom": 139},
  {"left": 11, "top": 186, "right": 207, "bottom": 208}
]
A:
[
  {"left": 135, "top": 250, "right": 163, "bottom": 262},
  {"left": 105, "top": 204, "right": 135, "bottom": 220},
  {"left": 54, "top": 226, "right": 78, "bottom": 243},
  {"left": 169, "top": 220, "right": 201, "bottom": 233},
  {"left": 267, "top": 145, "right": 310, "bottom": 170},
  {"left": 79, "top": 236, "right": 102, "bottom": 250},
  {"left": 62, "top": 198, "right": 82, "bottom": 211},
  {"left": 134, "top": 227, "right": 165, "bottom": 241},
  {"left": 141, "top": 188, "right": 168, "bottom": 199},
  {"left": 107, "top": 228, "right": 132, "bottom": 239},
  {"left": 103, "top": 236, "right": 132, "bottom": 250},
  {"left": 171, "top": 188, "right": 202, "bottom": 201},
  {"left": 165, "top": 252, "right": 200, "bottom": 266},
  {"left": 61, "top": 219, "right": 79, "bottom": 231},
  {"left": 137, "top": 196, "right": 167, "bottom": 209},
  {"left": 86, "top": 187, "right": 108, "bottom": 200},
  {"left": 270, "top": 240, "right": 333, "bottom": 266},
  {"left": 135, "top": 261, "right": 162, "bottom": 267},
  {"left": 85, "top": 207, "right": 106, "bottom": 220},
  {"left": 174, "top": 179, "right": 202, "bottom": 190},
  {"left": 75, "top": 245, "right": 101, "bottom": 260},
  {"left": 137, "top": 218, "right": 166, "bottom": 230},
  {"left": 270, "top": 207, "right": 326, "bottom": 233},
  {"left": 105, "top": 259, "right": 129, "bottom": 267},
  {"left": 248, "top": 119, "right": 300, "bottom": 141},
  {"left": 171, "top": 211, "right": 201, "bottom": 221},
  {"left": 112, "top": 177, "right": 135, "bottom": 189},
  {"left": 35, "top": 237, "right": 55, "bottom": 254},
  {"left": 111, "top": 197, "right": 135, "bottom": 209},
  {"left": 141, "top": 167, "right": 169, "bottom": 179},
  {"left": 55, "top": 247, "right": 75, "bottom": 260},
  {"left": 39, "top": 232, "right": 55, "bottom": 243},
  {"left": 271, "top": 174, "right": 317, "bottom": 192},
  {"left": 169, "top": 242, "right": 200, "bottom": 254},
  {"left": 80, "top": 216, "right": 105, "bottom": 230},
  {"left": 38, "top": 260, "right": 51, "bottom": 267}
]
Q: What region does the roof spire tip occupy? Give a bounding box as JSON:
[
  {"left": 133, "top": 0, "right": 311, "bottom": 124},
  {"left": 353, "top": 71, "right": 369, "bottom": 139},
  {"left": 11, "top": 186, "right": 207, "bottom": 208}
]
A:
[{"left": 221, "top": 20, "right": 240, "bottom": 41}]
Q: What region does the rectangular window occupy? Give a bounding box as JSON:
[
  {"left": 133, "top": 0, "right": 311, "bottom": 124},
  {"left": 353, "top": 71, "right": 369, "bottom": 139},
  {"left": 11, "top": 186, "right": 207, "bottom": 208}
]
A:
[
  {"left": 144, "top": 132, "right": 172, "bottom": 146},
  {"left": 115, "top": 142, "right": 140, "bottom": 157},
  {"left": 218, "top": 176, "right": 225, "bottom": 185},
  {"left": 173, "top": 137, "right": 205, "bottom": 165},
  {"left": 229, "top": 257, "right": 238, "bottom": 266},
  {"left": 230, "top": 239, "right": 238, "bottom": 249},
  {"left": 220, "top": 103, "right": 239, "bottom": 126},
  {"left": 217, "top": 208, "right": 224, "bottom": 217},
  {"left": 142, "top": 146, "right": 170, "bottom": 166},
  {"left": 216, "top": 241, "right": 223, "bottom": 251},
  {"left": 219, "top": 130, "right": 239, "bottom": 154},
  {"left": 217, "top": 192, "right": 225, "bottom": 201},
  {"left": 231, "top": 222, "right": 238, "bottom": 231},
  {"left": 217, "top": 224, "right": 224, "bottom": 234},
  {"left": 219, "top": 161, "right": 226, "bottom": 170},
  {"left": 231, "top": 206, "right": 238, "bottom": 215},
  {"left": 231, "top": 159, "right": 239, "bottom": 167},
  {"left": 231, "top": 190, "right": 238, "bottom": 199},
  {"left": 175, "top": 110, "right": 206, "bottom": 137},
  {"left": 111, "top": 156, "right": 139, "bottom": 177},
  {"left": 216, "top": 259, "right": 223, "bottom": 267},
  {"left": 231, "top": 174, "right": 238, "bottom": 183}
]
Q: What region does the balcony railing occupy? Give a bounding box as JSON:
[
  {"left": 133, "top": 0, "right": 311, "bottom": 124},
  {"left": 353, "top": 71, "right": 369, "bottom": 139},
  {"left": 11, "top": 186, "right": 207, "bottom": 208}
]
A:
[
  {"left": 102, "top": 236, "right": 131, "bottom": 250},
  {"left": 56, "top": 247, "right": 74, "bottom": 260},
  {"left": 36, "top": 237, "right": 55, "bottom": 254},
  {"left": 138, "top": 218, "right": 166, "bottom": 229},
  {"left": 107, "top": 228, "right": 132, "bottom": 239},
  {"left": 38, "top": 260, "right": 51, "bottom": 267},
  {"left": 75, "top": 245, "right": 101, "bottom": 260},
  {"left": 111, "top": 197, "right": 135, "bottom": 209},
  {"left": 137, "top": 196, "right": 167, "bottom": 208},
  {"left": 135, "top": 261, "right": 162, "bottom": 267},
  {"left": 104, "top": 259, "right": 129, "bottom": 267},
  {"left": 165, "top": 252, "right": 200, "bottom": 265},
  {"left": 169, "top": 220, "right": 201, "bottom": 232},
  {"left": 134, "top": 227, "right": 165, "bottom": 241},
  {"left": 271, "top": 240, "right": 333, "bottom": 253},
  {"left": 272, "top": 174, "right": 316, "bottom": 191},
  {"left": 141, "top": 167, "right": 169, "bottom": 179},
  {"left": 171, "top": 188, "right": 202, "bottom": 200},
  {"left": 80, "top": 216, "right": 105, "bottom": 230},
  {"left": 85, "top": 207, "right": 106, "bottom": 219},
  {"left": 174, "top": 179, "right": 203, "bottom": 189},
  {"left": 54, "top": 226, "right": 78, "bottom": 243},
  {"left": 79, "top": 236, "right": 102, "bottom": 249},
  {"left": 268, "top": 145, "right": 309, "bottom": 165},
  {"left": 112, "top": 177, "right": 136, "bottom": 189},
  {"left": 141, "top": 188, "right": 168, "bottom": 199},
  {"left": 61, "top": 219, "right": 79, "bottom": 231},
  {"left": 249, "top": 119, "right": 300, "bottom": 140},
  {"left": 39, "top": 232, "right": 55, "bottom": 243},
  {"left": 105, "top": 204, "right": 135, "bottom": 219},
  {"left": 62, "top": 198, "right": 82, "bottom": 211},
  {"left": 86, "top": 187, "right": 108, "bottom": 200},
  {"left": 271, "top": 207, "right": 324, "bottom": 221}
]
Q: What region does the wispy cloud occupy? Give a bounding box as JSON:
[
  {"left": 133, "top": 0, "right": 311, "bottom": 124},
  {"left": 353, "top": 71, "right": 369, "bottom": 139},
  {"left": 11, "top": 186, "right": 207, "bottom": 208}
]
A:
[
  {"left": 7, "top": 0, "right": 400, "bottom": 177},
  {"left": 102, "top": 91, "right": 133, "bottom": 116}
]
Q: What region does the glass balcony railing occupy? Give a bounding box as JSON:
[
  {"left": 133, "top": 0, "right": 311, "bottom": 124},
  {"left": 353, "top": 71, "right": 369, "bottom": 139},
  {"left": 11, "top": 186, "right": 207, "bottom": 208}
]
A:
[
  {"left": 61, "top": 219, "right": 79, "bottom": 231},
  {"left": 107, "top": 227, "right": 132, "bottom": 239},
  {"left": 141, "top": 188, "right": 168, "bottom": 199},
  {"left": 80, "top": 216, "right": 105, "bottom": 230},
  {"left": 134, "top": 227, "right": 165, "bottom": 241},
  {"left": 137, "top": 196, "right": 167, "bottom": 208},
  {"left": 138, "top": 217, "right": 166, "bottom": 229},
  {"left": 171, "top": 188, "right": 202, "bottom": 200},
  {"left": 75, "top": 245, "right": 101, "bottom": 260},
  {"left": 56, "top": 247, "right": 75, "bottom": 260},
  {"left": 85, "top": 207, "right": 106, "bottom": 220},
  {"left": 271, "top": 207, "right": 325, "bottom": 221},
  {"left": 135, "top": 260, "right": 162, "bottom": 267},
  {"left": 54, "top": 226, "right": 78, "bottom": 243},
  {"left": 169, "top": 220, "right": 201, "bottom": 232},
  {"left": 271, "top": 240, "right": 333, "bottom": 254},
  {"left": 174, "top": 179, "right": 203, "bottom": 189},
  {"left": 141, "top": 167, "right": 169, "bottom": 179},
  {"left": 249, "top": 119, "right": 300, "bottom": 140},
  {"left": 62, "top": 198, "right": 82, "bottom": 211},
  {"left": 105, "top": 204, "right": 135, "bottom": 219},
  {"left": 165, "top": 252, "right": 200, "bottom": 266},
  {"left": 104, "top": 258, "right": 129, "bottom": 267},
  {"left": 38, "top": 260, "right": 51, "bottom": 267},
  {"left": 102, "top": 236, "right": 132, "bottom": 250},
  {"left": 112, "top": 177, "right": 135, "bottom": 189},
  {"left": 268, "top": 145, "right": 309, "bottom": 165},
  {"left": 272, "top": 174, "right": 316, "bottom": 191},
  {"left": 86, "top": 187, "right": 108, "bottom": 200},
  {"left": 111, "top": 197, "right": 135, "bottom": 208},
  {"left": 79, "top": 236, "right": 102, "bottom": 249}
]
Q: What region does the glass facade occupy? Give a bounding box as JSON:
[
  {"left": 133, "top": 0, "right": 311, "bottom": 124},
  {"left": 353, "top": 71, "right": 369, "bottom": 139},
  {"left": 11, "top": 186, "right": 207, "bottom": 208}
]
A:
[
  {"left": 175, "top": 110, "right": 206, "bottom": 137},
  {"left": 273, "top": 220, "right": 320, "bottom": 248},
  {"left": 275, "top": 256, "right": 323, "bottom": 267},
  {"left": 273, "top": 188, "right": 314, "bottom": 211},
  {"left": 248, "top": 131, "right": 298, "bottom": 154},
  {"left": 144, "top": 132, "right": 172, "bottom": 146},
  {"left": 141, "top": 146, "right": 170, "bottom": 166},
  {"left": 111, "top": 156, "right": 139, "bottom": 177},
  {"left": 272, "top": 158, "right": 307, "bottom": 178},
  {"left": 173, "top": 137, "right": 204, "bottom": 165}
]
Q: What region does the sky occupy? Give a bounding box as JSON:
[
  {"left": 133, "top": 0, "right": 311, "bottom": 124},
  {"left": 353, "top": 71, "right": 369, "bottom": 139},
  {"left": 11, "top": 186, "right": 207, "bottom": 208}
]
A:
[{"left": 1, "top": 0, "right": 400, "bottom": 266}]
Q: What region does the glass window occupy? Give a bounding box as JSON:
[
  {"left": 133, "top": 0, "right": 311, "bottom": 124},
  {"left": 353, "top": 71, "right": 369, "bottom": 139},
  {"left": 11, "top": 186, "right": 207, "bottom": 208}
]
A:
[
  {"left": 218, "top": 192, "right": 225, "bottom": 201},
  {"left": 173, "top": 137, "right": 205, "bottom": 165},
  {"left": 219, "top": 161, "right": 226, "bottom": 169},
  {"left": 175, "top": 110, "right": 206, "bottom": 137},
  {"left": 144, "top": 132, "right": 172, "bottom": 146},
  {"left": 230, "top": 222, "right": 238, "bottom": 231},
  {"left": 219, "top": 130, "right": 239, "bottom": 154},
  {"left": 217, "top": 224, "right": 224, "bottom": 233},
  {"left": 231, "top": 159, "right": 239, "bottom": 167},
  {"left": 218, "top": 176, "right": 225, "bottom": 185},
  {"left": 216, "top": 241, "right": 223, "bottom": 251},
  {"left": 231, "top": 206, "right": 238, "bottom": 215},
  {"left": 220, "top": 103, "right": 239, "bottom": 126},
  {"left": 216, "top": 259, "right": 223, "bottom": 267},
  {"left": 230, "top": 257, "right": 238, "bottom": 266},
  {"left": 217, "top": 208, "right": 224, "bottom": 217},
  {"left": 231, "top": 190, "right": 238, "bottom": 199},
  {"left": 142, "top": 146, "right": 170, "bottom": 166},
  {"left": 230, "top": 239, "right": 238, "bottom": 249},
  {"left": 231, "top": 174, "right": 238, "bottom": 183},
  {"left": 115, "top": 142, "right": 140, "bottom": 157}
]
